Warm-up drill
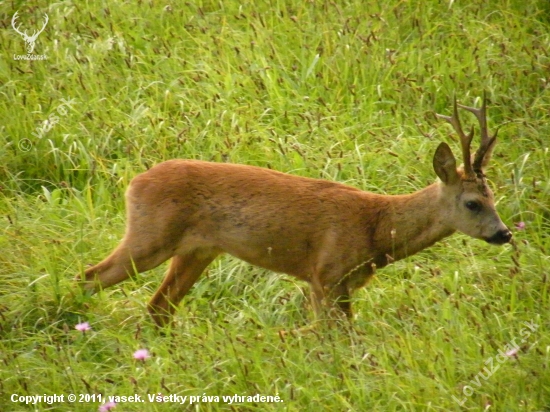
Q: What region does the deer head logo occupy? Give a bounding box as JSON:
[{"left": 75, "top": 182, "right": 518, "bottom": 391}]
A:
[{"left": 12, "top": 11, "right": 49, "bottom": 54}]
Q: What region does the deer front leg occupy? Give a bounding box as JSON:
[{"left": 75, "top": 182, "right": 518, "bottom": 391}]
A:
[
  {"left": 310, "top": 274, "right": 353, "bottom": 322},
  {"left": 328, "top": 284, "right": 353, "bottom": 319}
]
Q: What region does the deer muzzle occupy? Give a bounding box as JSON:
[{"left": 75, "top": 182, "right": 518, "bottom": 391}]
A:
[{"left": 485, "top": 228, "right": 513, "bottom": 245}]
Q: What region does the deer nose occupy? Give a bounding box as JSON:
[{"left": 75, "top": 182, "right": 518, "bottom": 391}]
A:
[{"left": 486, "top": 228, "right": 513, "bottom": 245}]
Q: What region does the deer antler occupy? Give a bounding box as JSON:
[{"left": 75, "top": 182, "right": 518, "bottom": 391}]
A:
[
  {"left": 11, "top": 11, "right": 27, "bottom": 38},
  {"left": 11, "top": 12, "right": 48, "bottom": 40},
  {"left": 436, "top": 96, "right": 475, "bottom": 177},
  {"left": 30, "top": 13, "right": 49, "bottom": 40},
  {"left": 458, "top": 92, "right": 497, "bottom": 174},
  {"left": 11, "top": 12, "right": 48, "bottom": 53}
]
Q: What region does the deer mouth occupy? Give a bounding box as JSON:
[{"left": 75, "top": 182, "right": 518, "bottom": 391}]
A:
[{"left": 484, "top": 229, "right": 513, "bottom": 245}]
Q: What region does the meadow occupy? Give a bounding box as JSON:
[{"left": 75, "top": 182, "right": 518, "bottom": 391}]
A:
[{"left": 0, "top": 0, "right": 549, "bottom": 410}]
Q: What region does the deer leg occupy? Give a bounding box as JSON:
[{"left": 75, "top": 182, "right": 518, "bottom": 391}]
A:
[
  {"left": 148, "top": 249, "right": 218, "bottom": 327},
  {"left": 310, "top": 270, "right": 353, "bottom": 319},
  {"left": 327, "top": 283, "right": 353, "bottom": 320},
  {"left": 80, "top": 240, "right": 174, "bottom": 293},
  {"left": 309, "top": 274, "right": 326, "bottom": 321},
  {"left": 291, "top": 279, "right": 351, "bottom": 336}
]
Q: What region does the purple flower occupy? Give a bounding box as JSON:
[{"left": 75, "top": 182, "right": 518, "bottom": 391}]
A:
[
  {"left": 98, "top": 401, "right": 116, "bottom": 411},
  {"left": 133, "top": 349, "right": 151, "bottom": 361},
  {"left": 515, "top": 221, "right": 526, "bottom": 230},
  {"left": 75, "top": 322, "right": 91, "bottom": 332},
  {"left": 505, "top": 347, "right": 519, "bottom": 357}
]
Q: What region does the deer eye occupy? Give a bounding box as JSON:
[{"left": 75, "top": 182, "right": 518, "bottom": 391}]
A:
[{"left": 465, "top": 201, "right": 482, "bottom": 212}]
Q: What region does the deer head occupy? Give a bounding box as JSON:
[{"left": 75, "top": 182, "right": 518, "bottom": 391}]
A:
[
  {"left": 434, "top": 94, "right": 511, "bottom": 245},
  {"left": 12, "top": 11, "right": 49, "bottom": 54}
]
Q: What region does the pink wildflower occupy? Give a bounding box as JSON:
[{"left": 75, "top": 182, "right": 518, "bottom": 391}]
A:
[
  {"left": 133, "top": 349, "right": 151, "bottom": 361},
  {"left": 515, "top": 221, "right": 526, "bottom": 230},
  {"left": 75, "top": 322, "right": 91, "bottom": 332},
  {"left": 505, "top": 347, "right": 519, "bottom": 357},
  {"left": 98, "top": 401, "right": 116, "bottom": 412}
]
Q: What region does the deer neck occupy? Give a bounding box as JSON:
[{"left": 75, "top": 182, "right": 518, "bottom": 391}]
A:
[{"left": 378, "top": 182, "right": 455, "bottom": 263}]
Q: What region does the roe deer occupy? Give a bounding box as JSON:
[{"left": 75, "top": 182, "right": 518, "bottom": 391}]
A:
[{"left": 79, "top": 96, "right": 512, "bottom": 327}]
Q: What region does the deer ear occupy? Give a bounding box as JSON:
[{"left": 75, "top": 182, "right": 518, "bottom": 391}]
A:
[{"left": 433, "top": 142, "right": 459, "bottom": 185}]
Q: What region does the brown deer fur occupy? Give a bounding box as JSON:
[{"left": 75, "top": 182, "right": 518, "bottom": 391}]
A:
[{"left": 79, "top": 98, "right": 512, "bottom": 327}]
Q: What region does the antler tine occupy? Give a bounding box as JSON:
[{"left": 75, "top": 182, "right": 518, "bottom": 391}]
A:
[
  {"left": 436, "top": 96, "right": 475, "bottom": 177},
  {"left": 11, "top": 11, "right": 27, "bottom": 36},
  {"left": 458, "top": 92, "right": 497, "bottom": 173},
  {"left": 38, "top": 14, "right": 49, "bottom": 34},
  {"left": 29, "top": 14, "right": 49, "bottom": 39}
]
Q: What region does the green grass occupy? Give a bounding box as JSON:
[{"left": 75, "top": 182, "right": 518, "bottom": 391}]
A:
[{"left": 1, "top": 0, "right": 549, "bottom": 410}]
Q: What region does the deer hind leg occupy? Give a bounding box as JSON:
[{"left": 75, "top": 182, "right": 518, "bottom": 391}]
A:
[
  {"left": 80, "top": 232, "right": 175, "bottom": 294},
  {"left": 148, "top": 249, "right": 219, "bottom": 327},
  {"left": 80, "top": 243, "right": 174, "bottom": 293}
]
